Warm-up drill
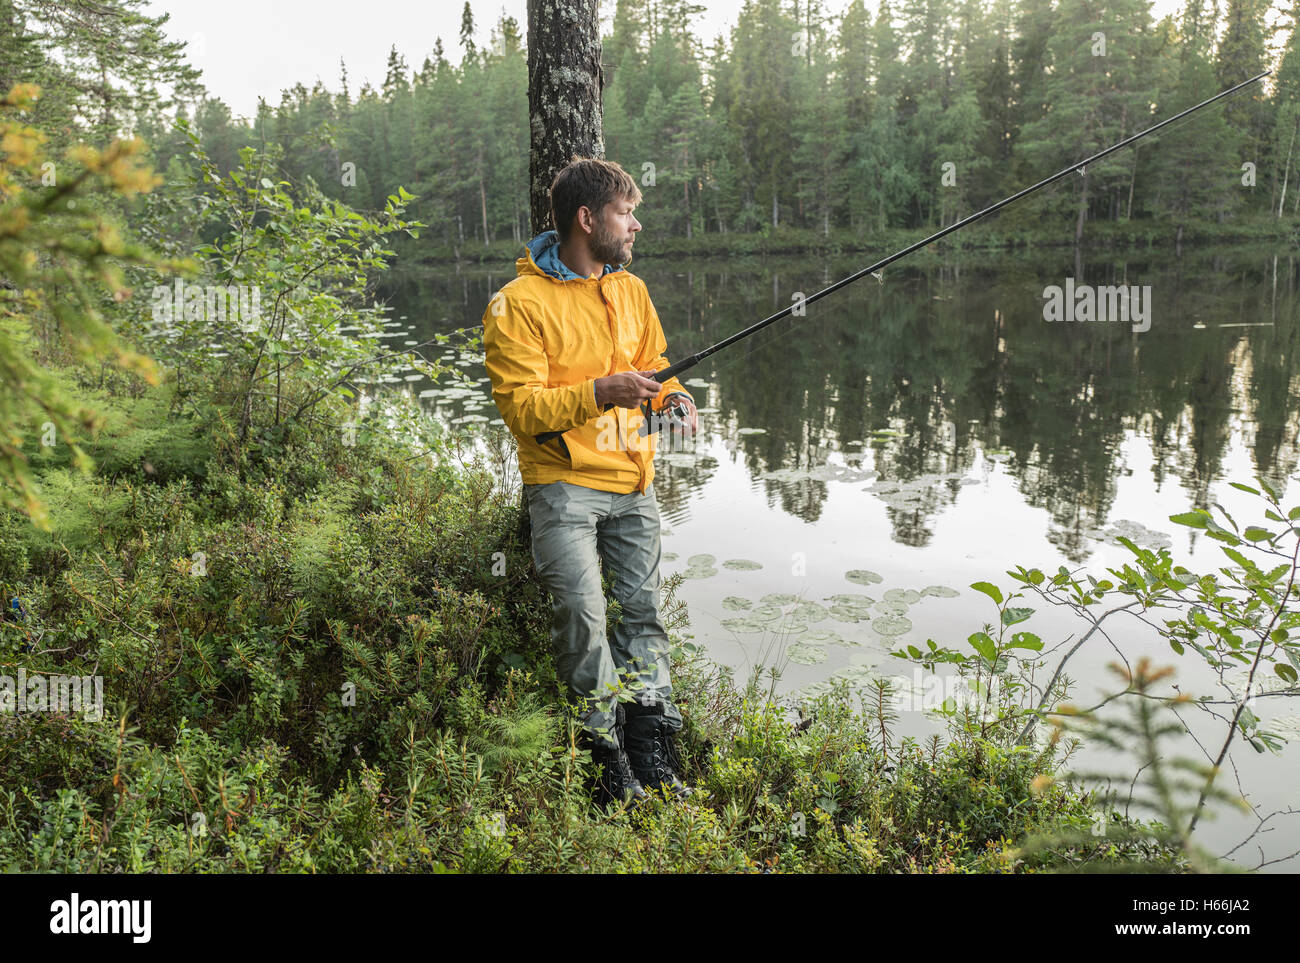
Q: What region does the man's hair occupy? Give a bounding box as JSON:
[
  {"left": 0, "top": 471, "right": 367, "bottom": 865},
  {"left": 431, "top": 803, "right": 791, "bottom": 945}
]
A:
[{"left": 549, "top": 157, "right": 642, "bottom": 241}]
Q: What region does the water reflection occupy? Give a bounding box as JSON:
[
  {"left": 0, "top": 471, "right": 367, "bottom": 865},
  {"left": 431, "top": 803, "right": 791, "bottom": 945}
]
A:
[{"left": 382, "top": 246, "right": 1300, "bottom": 565}]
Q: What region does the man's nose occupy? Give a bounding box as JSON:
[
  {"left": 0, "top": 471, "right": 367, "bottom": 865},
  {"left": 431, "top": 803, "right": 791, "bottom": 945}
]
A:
[{"left": 631, "top": 217, "right": 641, "bottom": 232}]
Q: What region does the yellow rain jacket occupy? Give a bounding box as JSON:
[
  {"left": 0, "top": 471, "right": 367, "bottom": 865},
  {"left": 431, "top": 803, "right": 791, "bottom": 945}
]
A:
[{"left": 482, "top": 230, "right": 693, "bottom": 495}]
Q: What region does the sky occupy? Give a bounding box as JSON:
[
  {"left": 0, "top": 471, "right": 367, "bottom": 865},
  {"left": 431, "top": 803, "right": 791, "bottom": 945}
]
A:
[{"left": 147, "top": 0, "right": 1198, "bottom": 121}]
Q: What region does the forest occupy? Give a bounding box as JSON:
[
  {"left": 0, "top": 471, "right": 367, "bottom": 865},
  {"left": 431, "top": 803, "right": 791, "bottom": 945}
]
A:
[{"left": 149, "top": 0, "right": 1297, "bottom": 256}]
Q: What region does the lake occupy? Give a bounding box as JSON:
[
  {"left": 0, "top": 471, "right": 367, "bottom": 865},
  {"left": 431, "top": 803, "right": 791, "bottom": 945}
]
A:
[{"left": 378, "top": 242, "right": 1300, "bottom": 870}]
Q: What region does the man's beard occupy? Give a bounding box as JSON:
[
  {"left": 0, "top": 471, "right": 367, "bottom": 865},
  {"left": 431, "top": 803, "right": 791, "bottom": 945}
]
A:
[{"left": 590, "top": 220, "right": 629, "bottom": 266}]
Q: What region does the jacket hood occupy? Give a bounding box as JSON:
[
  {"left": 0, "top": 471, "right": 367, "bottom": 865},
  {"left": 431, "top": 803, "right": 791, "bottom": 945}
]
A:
[{"left": 520, "top": 229, "right": 629, "bottom": 281}]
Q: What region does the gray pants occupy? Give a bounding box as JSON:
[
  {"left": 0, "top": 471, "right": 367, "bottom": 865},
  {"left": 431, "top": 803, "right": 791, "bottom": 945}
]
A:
[{"left": 524, "top": 480, "right": 682, "bottom": 749}]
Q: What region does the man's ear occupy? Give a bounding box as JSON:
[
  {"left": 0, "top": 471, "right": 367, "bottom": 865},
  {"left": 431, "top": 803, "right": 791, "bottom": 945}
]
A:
[{"left": 575, "top": 205, "right": 595, "bottom": 237}]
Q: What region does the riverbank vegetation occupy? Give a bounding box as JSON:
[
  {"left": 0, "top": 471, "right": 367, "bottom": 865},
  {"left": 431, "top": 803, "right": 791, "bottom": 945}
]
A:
[{"left": 2, "top": 337, "right": 1202, "bottom": 872}]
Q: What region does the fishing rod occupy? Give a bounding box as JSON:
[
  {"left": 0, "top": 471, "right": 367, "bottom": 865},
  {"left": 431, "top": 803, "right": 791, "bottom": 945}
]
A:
[{"left": 535, "top": 70, "right": 1269, "bottom": 447}]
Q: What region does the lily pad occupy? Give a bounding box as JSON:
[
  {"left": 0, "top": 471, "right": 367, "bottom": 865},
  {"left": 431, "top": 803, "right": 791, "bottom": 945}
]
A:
[
  {"left": 921, "top": 585, "right": 960, "bottom": 598},
  {"left": 722, "top": 596, "right": 752, "bottom": 611},
  {"left": 795, "top": 681, "right": 832, "bottom": 699},
  {"left": 786, "top": 643, "right": 828, "bottom": 665},
  {"left": 883, "top": 588, "right": 922, "bottom": 604},
  {"left": 871, "top": 615, "right": 912, "bottom": 637},
  {"left": 827, "top": 593, "right": 875, "bottom": 608},
  {"left": 831, "top": 664, "right": 884, "bottom": 685},
  {"left": 874, "top": 600, "right": 910, "bottom": 616},
  {"left": 759, "top": 463, "right": 877, "bottom": 484},
  {"left": 799, "top": 628, "right": 845, "bottom": 645},
  {"left": 829, "top": 605, "right": 868, "bottom": 623},
  {"left": 683, "top": 566, "right": 718, "bottom": 580},
  {"left": 687, "top": 553, "right": 716, "bottom": 567},
  {"left": 786, "top": 600, "right": 829, "bottom": 626},
  {"left": 1089, "top": 519, "right": 1173, "bottom": 552},
  {"left": 810, "top": 628, "right": 863, "bottom": 647},
  {"left": 827, "top": 594, "right": 877, "bottom": 623},
  {"left": 721, "top": 617, "right": 764, "bottom": 633},
  {"left": 751, "top": 603, "right": 786, "bottom": 622},
  {"left": 723, "top": 559, "right": 763, "bottom": 571},
  {"left": 845, "top": 569, "right": 884, "bottom": 586}
]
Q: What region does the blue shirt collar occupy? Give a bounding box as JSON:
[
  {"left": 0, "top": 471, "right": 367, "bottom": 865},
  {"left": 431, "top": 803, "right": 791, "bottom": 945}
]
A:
[{"left": 526, "top": 229, "right": 625, "bottom": 280}]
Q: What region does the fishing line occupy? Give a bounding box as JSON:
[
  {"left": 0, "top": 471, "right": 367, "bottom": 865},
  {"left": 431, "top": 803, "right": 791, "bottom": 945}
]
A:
[
  {"left": 531, "top": 71, "right": 1270, "bottom": 447},
  {"left": 693, "top": 83, "right": 1267, "bottom": 386}
]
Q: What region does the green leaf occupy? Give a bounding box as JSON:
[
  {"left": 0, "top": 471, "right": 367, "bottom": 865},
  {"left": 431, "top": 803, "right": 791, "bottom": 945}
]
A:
[
  {"left": 1008, "top": 631, "right": 1042, "bottom": 651},
  {"left": 1230, "top": 482, "right": 1260, "bottom": 495},
  {"left": 970, "top": 581, "right": 1002, "bottom": 605},
  {"left": 1169, "top": 511, "right": 1209, "bottom": 529},
  {"left": 968, "top": 632, "right": 996, "bottom": 660},
  {"left": 1243, "top": 527, "right": 1272, "bottom": 542},
  {"left": 1223, "top": 548, "right": 1254, "bottom": 572},
  {"left": 1275, "top": 664, "right": 1298, "bottom": 685},
  {"left": 1002, "top": 606, "right": 1034, "bottom": 626}
]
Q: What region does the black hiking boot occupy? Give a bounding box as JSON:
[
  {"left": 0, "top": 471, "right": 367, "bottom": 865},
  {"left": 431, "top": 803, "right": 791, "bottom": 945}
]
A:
[
  {"left": 581, "top": 704, "right": 647, "bottom": 808},
  {"left": 622, "top": 700, "right": 692, "bottom": 799}
]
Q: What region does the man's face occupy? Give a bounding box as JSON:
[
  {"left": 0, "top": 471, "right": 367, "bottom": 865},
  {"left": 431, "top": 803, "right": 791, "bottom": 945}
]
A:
[{"left": 588, "top": 197, "right": 641, "bottom": 266}]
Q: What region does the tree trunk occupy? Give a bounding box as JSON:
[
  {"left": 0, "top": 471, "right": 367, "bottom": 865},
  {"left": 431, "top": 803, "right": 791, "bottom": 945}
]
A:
[
  {"left": 526, "top": 0, "right": 604, "bottom": 236},
  {"left": 1126, "top": 150, "right": 1137, "bottom": 220},
  {"left": 683, "top": 176, "right": 692, "bottom": 239},
  {"left": 1278, "top": 116, "right": 1297, "bottom": 218},
  {"left": 478, "top": 154, "right": 491, "bottom": 245},
  {"left": 1075, "top": 170, "right": 1088, "bottom": 245},
  {"left": 682, "top": 144, "right": 692, "bottom": 239}
]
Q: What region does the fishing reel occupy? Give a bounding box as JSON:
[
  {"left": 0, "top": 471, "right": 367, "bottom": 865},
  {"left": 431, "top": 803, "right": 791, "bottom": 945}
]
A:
[
  {"left": 533, "top": 394, "right": 692, "bottom": 449},
  {"left": 638, "top": 396, "right": 693, "bottom": 439}
]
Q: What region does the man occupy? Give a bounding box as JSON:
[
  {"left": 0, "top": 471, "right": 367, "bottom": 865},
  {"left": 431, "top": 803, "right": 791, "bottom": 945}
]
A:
[{"left": 481, "top": 157, "right": 697, "bottom": 805}]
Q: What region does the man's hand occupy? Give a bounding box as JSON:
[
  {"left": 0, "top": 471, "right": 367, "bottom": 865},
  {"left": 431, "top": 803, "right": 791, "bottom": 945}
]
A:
[
  {"left": 664, "top": 395, "right": 698, "bottom": 434},
  {"left": 595, "top": 369, "right": 662, "bottom": 409}
]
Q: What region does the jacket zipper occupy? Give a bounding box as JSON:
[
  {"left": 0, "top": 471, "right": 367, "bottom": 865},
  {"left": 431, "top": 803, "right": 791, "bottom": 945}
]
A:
[{"left": 597, "top": 277, "right": 628, "bottom": 455}]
